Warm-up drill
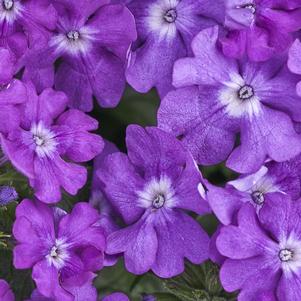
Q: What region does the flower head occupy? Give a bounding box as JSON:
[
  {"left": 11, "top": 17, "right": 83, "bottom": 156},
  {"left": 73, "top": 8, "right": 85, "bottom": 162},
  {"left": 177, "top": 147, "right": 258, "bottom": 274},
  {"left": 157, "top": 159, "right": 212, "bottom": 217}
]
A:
[
  {"left": 98, "top": 125, "right": 210, "bottom": 278},
  {"left": 0, "top": 186, "right": 18, "bottom": 206},
  {"left": 125, "top": 0, "right": 225, "bottom": 97},
  {"left": 25, "top": 1, "right": 137, "bottom": 111},
  {"left": 1, "top": 83, "right": 104, "bottom": 203},
  {"left": 13, "top": 200, "right": 105, "bottom": 301},
  {"left": 216, "top": 193, "right": 301, "bottom": 300},
  {"left": 222, "top": 0, "right": 301, "bottom": 61},
  {"left": 0, "top": 279, "right": 14, "bottom": 301},
  {"left": 158, "top": 26, "right": 301, "bottom": 173}
]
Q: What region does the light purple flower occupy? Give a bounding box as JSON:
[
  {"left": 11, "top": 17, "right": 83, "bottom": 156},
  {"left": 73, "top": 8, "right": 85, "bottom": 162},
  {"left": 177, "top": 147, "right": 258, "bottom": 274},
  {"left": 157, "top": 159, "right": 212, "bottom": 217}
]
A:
[
  {"left": 98, "top": 125, "right": 210, "bottom": 278},
  {"left": 0, "top": 186, "right": 18, "bottom": 206},
  {"left": 1, "top": 83, "right": 104, "bottom": 203},
  {"left": 0, "top": 279, "right": 14, "bottom": 301},
  {"left": 13, "top": 199, "right": 105, "bottom": 301},
  {"left": 90, "top": 140, "right": 120, "bottom": 267},
  {"left": 125, "top": 0, "right": 225, "bottom": 97},
  {"left": 102, "top": 292, "right": 129, "bottom": 301},
  {"left": 288, "top": 38, "right": 301, "bottom": 96},
  {"left": 221, "top": 0, "right": 301, "bottom": 61},
  {"left": 158, "top": 26, "right": 301, "bottom": 174},
  {"left": 207, "top": 160, "right": 301, "bottom": 225},
  {"left": 0, "top": 48, "right": 27, "bottom": 135},
  {"left": 217, "top": 193, "right": 301, "bottom": 300},
  {"left": 24, "top": 1, "right": 137, "bottom": 111},
  {"left": 0, "top": 0, "right": 57, "bottom": 60}
]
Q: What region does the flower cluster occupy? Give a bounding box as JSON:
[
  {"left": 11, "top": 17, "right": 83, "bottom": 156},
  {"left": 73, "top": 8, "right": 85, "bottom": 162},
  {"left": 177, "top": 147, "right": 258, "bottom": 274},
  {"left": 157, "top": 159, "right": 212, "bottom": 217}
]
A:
[{"left": 0, "top": 0, "right": 300, "bottom": 300}]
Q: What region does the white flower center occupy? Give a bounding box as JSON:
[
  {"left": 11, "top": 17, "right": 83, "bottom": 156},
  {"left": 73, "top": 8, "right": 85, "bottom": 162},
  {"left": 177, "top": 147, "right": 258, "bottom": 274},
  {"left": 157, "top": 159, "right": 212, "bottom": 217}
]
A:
[
  {"left": 164, "top": 8, "right": 177, "bottom": 23},
  {"left": 137, "top": 176, "right": 176, "bottom": 210},
  {"left": 46, "top": 238, "right": 69, "bottom": 269},
  {"left": 241, "top": 3, "right": 256, "bottom": 14},
  {"left": 147, "top": 0, "right": 179, "bottom": 40},
  {"left": 49, "top": 26, "right": 97, "bottom": 56},
  {"left": 279, "top": 249, "right": 294, "bottom": 262},
  {"left": 251, "top": 190, "right": 264, "bottom": 205},
  {"left": 3, "top": 0, "right": 13, "bottom": 10},
  {"left": 279, "top": 234, "right": 301, "bottom": 275},
  {"left": 30, "top": 122, "right": 57, "bottom": 158},
  {"left": 0, "top": 0, "right": 21, "bottom": 23},
  {"left": 219, "top": 73, "right": 262, "bottom": 119}
]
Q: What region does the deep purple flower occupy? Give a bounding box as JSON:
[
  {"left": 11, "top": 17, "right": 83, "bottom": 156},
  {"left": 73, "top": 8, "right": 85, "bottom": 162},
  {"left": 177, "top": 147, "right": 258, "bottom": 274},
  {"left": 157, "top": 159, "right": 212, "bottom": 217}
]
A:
[
  {"left": 288, "top": 38, "right": 301, "bottom": 96},
  {"left": 221, "top": 0, "right": 301, "bottom": 61},
  {"left": 125, "top": 0, "right": 225, "bottom": 97},
  {"left": 1, "top": 83, "right": 104, "bottom": 203},
  {"left": 217, "top": 193, "right": 301, "bottom": 300},
  {"left": 208, "top": 160, "right": 301, "bottom": 225},
  {"left": 26, "top": 272, "right": 97, "bottom": 301},
  {"left": 102, "top": 292, "right": 129, "bottom": 301},
  {"left": 13, "top": 199, "right": 105, "bottom": 301},
  {"left": 90, "top": 140, "right": 120, "bottom": 267},
  {"left": 0, "top": 47, "right": 27, "bottom": 135},
  {"left": 158, "top": 26, "right": 301, "bottom": 174},
  {"left": 24, "top": 1, "right": 136, "bottom": 111},
  {"left": 0, "top": 279, "right": 14, "bottom": 301},
  {"left": 0, "top": 186, "right": 18, "bottom": 206},
  {"left": 98, "top": 125, "right": 210, "bottom": 278}
]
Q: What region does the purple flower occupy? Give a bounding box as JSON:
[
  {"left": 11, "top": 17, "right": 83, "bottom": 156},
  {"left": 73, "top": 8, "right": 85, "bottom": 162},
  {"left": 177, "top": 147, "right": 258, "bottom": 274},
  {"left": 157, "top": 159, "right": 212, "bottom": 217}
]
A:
[
  {"left": 13, "top": 199, "right": 105, "bottom": 301},
  {"left": 216, "top": 193, "right": 301, "bottom": 300},
  {"left": 0, "top": 279, "right": 14, "bottom": 301},
  {"left": 98, "top": 125, "right": 210, "bottom": 278},
  {"left": 90, "top": 140, "right": 120, "bottom": 267},
  {"left": 221, "top": 0, "right": 301, "bottom": 61},
  {"left": 26, "top": 272, "right": 97, "bottom": 301},
  {"left": 0, "top": 186, "right": 18, "bottom": 206},
  {"left": 288, "top": 38, "right": 301, "bottom": 96},
  {"left": 207, "top": 160, "right": 301, "bottom": 225},
  {"left": 24, "top": 1, "right": 137, "bottom": 111},
  {"left": 102, "top": 292, "right": 129, "bottom": 301},
  {"left": 1, "top": 83, "right": 104, "bottom": 203},
  {"left": 0, "top": 0, "right": 57, "bottom": 60},
  {"left": 125, "top": 0, "right": 225, "bottom": 97},
  {"left": 158, "top": 26, "right": 301, "bottom": 174},
  {"left": 0, "top": 48, "right": 27, "bottom": 135}
]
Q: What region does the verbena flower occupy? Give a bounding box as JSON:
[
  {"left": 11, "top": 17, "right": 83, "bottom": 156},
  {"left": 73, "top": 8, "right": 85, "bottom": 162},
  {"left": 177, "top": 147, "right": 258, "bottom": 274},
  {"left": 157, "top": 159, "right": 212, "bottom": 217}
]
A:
[
  {"left": 0, "top": 279, "right": 14, "bottom": 301},
  {"left": 0, "top": 0, "right": 57, "bottom": 60},
  {"left": 288, "top": 38, "right": 301, "bottom": 97},
  {"left": 98, "top": 125, "right": 210, "bottom": 278},
  {"left": 222, "top": 0, "right": 301, "bottom": 61},
  {"left": 1, "top": 83, "right": 103, "bottom": 203},
  {"left": 0, "top": 186, "right": 18, "bottom": 206},
  {"left": 158, "top": 26, "right": 301, "bottom": 174},
  {"left": 0, "top": 48, "right": 27, "bottom": 135},
  {"left": 13, "top": 200, "right": 105, "bottom": 301},
  {"left": 26, "top": 273, "right": 97, "bottom": 301},
  {"left": 217, "top": 193, "right": 301, "bottom": 300},
  {"left": 207, "top": 160, "right": 301, "bottom": 225},
  {"left": 90, "top": 140, "right": 120, "bottom": 267},
  {"left": 24, "top": 0, "right": 137, "bottom": 111},
  {"left": 125, "top": 0, "right": 225, "bottom": 97}
]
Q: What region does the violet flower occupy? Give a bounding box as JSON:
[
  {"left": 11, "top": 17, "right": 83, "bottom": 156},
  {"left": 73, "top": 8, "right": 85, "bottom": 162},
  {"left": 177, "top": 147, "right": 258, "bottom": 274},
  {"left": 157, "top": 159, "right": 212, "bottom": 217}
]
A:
[
  {"left": 98, "top": 125, "right": 210, "bottom": 278},
  {"left": 158, "top": 26, "right": 301, "bottom": 174},
  {"left": 1, "top": 83, "right": 104, "bottom": 203},
  {"left": 222, "top": 0, "right": 301, "bottom": 61},
  {"left": 0, "top": 186, "right": 18, "bottom": 206},
  {"left": 24, "top": 1, "right": 137, "bottom": 111},
  {"left": 0, "top": 0, "right": 57, "bottom": 60},
  {"left": 13, "top": 199, "right": 105, "bottom": 301},
  {"left": 102, "top": 292, "right": 129, "bottom": 301},
  {"left": 125, "top": 0, "right": 225, "bottom": 97},
  {"left": 0, "top": 279, "right": 14, "bottom": 301},
  {"left": 217, "top": 193, "right": 301, "bottom": 300},
  {"left": 0, "top": 47, "right": 27, "bottom": 135},
  {"left": 288, "top": 38, "right": 301, "bottom": 97},
  {"left": 208, "top": 160, "right": 301, "bottom": 225}
]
